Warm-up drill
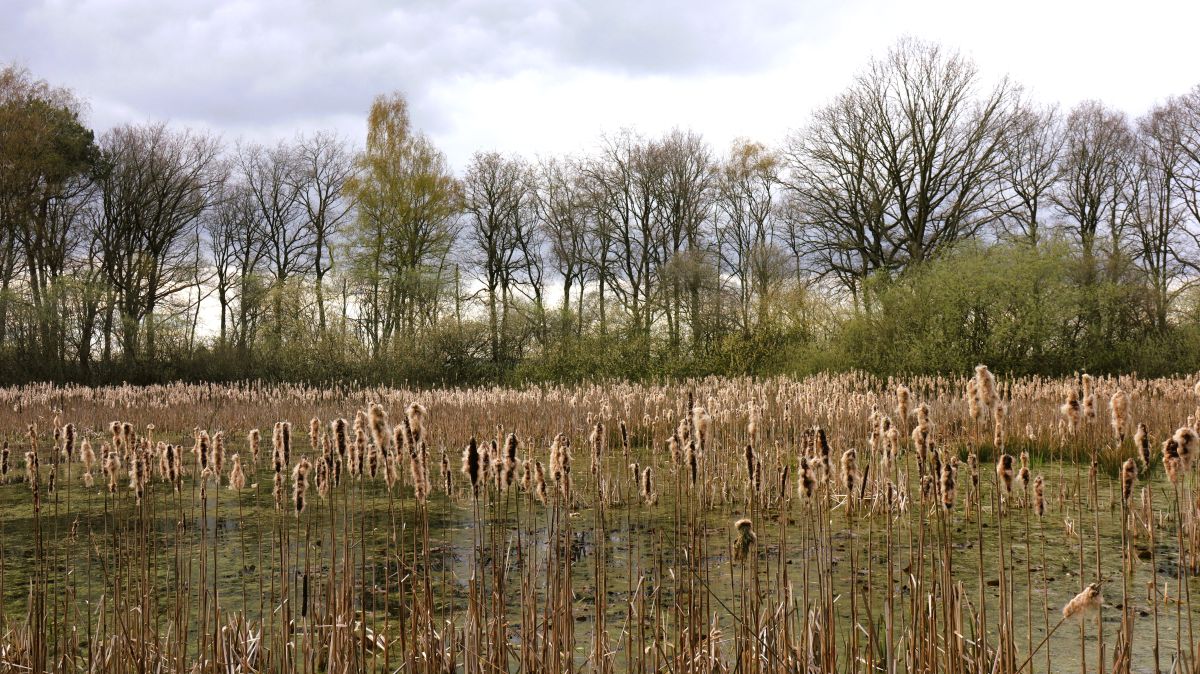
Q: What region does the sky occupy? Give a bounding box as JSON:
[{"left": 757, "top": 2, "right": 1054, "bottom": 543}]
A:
[{"left": 4, "top": 0, "right": 1200, "bottom": 171}]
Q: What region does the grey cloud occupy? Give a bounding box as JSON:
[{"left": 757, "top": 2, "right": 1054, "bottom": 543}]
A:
[{"left": 1, "top": 0, "right": 835, "bottom": 137}]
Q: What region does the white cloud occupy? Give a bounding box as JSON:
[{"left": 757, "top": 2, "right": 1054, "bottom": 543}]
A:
[{"left": 2, "top": 0, "right": 1198, "bottom": 169}]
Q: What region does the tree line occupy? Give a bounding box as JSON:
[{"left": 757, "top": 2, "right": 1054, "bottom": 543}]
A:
[{"left": 2, "top": 38, "right": 1199, "bottom": 385}]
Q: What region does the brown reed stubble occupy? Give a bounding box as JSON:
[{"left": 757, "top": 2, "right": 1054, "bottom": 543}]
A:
[{"left": 1, "top": 373, "right": 1200, "bottom": 672}]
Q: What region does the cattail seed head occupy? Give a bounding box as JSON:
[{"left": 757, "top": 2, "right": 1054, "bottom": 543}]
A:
[
  {"left": 1120, "top": 458, "right": 1137, "bottom": 502},
  {"left": 1109, "top": 390, "right": 1130, "bottom": 439},
  {"left": 292, "top": 458, "right": 311, "bottom": 516},
  {"left": 249, "top": 428, "right": 261, "bottom": 463},
  {"left": 996, "top": 454, "right": 1014, "bottom": 495},
  {"left": 1063, "top": 583, "right": 1102, "bottom": 621},
  {"left": 1134, "top": 423, "right": 1150, "bottom": 467},
  {"left": 229, "top": 453, "right": 246, "bottom": 490},
  {"left": 733, "top": 518, "right": 756, "bottom": 561},
  {"left": 406, "top": 403, "right": 427, "bottom": 444},
  {"left": 841, "top": 449, "right": 858, "bottom": 496},
  {"left": 462, "top": 437, "right": 480, "bottom": 493}
]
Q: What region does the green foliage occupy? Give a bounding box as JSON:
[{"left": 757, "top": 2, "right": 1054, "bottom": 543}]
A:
[{"left": 833, "top": 240, "right": 1200, "bottom": 377}]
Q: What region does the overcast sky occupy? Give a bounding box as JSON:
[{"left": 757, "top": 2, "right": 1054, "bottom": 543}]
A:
[{"left": 4, "top": 0, "right": 1200, "bottom": 170}]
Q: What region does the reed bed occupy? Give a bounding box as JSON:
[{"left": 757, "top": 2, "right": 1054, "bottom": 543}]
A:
[{"left": 0, "top": 370, "right": 1197, "bottom": 673}]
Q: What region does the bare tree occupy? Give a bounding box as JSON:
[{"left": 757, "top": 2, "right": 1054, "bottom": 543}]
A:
[
  {"left": 463, "top": 151, "right": 535, "bottom": 363},
  {"left": 97, "top": 123, "right": 222, "bottom": 363},
  {"left": 654, "top": 129, "right": 714, "bottom": 349},
  {"left": 1130, "top": 99, "right": 1200, "bottom": 330},
  {"left": 997, "top": 103, "right": 1064, "bottom": 244},
  {"left": 536, "top": 156, "right": 590, "bottom": 338},
  {"left": 716, "top": 139, "right": 783, "bottom": 336},
  {"left": 239, "top": 141, "right": 309, "bottom": 341},
  {"left": 295, "top": 132, "right": 354, "bottom": 335},
  {"left": 783, "top": 39, "right": 1018, "bottom": 306},
  {"left": 1054, "top": 101, "right": 1135, "bottom": 281}
]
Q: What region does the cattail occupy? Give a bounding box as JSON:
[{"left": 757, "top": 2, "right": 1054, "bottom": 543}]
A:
[
  {"left": 393, "top": 424, "right": 407, "bottom": 460},
  {"left": 744, "top": 444, "right": 756, "bottom": 486},
  {"left": 667, "top": 435, "right": 681, "bottom": 466},
  {"left": 1120, "top": 458, "right": 1137, "bottom": 502},
  {"left": 1017, "top": 451, "right": 1030, "bottom": 492},
  {"left": 1063, "top": 583, "right": 1102, "bottom": 621},
  {"left": 533, "top": 460, "right": 548, "bottom": 504},
  {"left": 61, "top": 423, "right": 75, "bottom": 461},
  {"left": 797, "top": 456, "right": 815, "bottom": 499},
  {"left": 996, "top": 454, "right": 1014, "bottom": 496},
  {"left": 1025, "top": 423, "right": 1035, "bottom": 441},
  {"left": 406, "top": 403, "right": 427, "bottom": 444},
  {"left": 129, "top": 449, "right": 145, "bottom": 503},
  {"left": 271, "top": 422, "right": 284, "bottom": 472},
  {"left": 911, "top": 426, "right": 928, "bottom": 462},
  {"left": 292, "top": 458, "right": 311, "bottom": 516},
  {"left": 641, "top": 466, "right": 656, "bottom": 505},
  {"left": 315, "top": 459, "right": 330, "bottom": 498},
  {"left": 733, "top": 518, "right": 756, "bottom": 561},
  {"left": 1061, "top": 389, "right": 1081, "bottom": 433},
  {"left": 480, "top": 440, "right": 494, "bottom": 486},
  {"left": 841, "top": 449, "right": 858, "bottom": 496},
  {"left": 433, "top": 450, "right": 447, "bottom": 494},
  {"left": 519, "top": 459, "right": 532, "bottom": 492},
  {"left": 164, "top": 443, "right": 179, "bottom": 489},
  {"left": 384, "top": 452, "right": 400, "bottom": 491},
  {"left": 332, "top": 419, "right": 348, "bottom": 460},
  {"left": 1, "top": 441, "right": 9, "bottom": 476},
  {"left": 249, "top": 428, "right": 261, "bottom": 463},
  {"left": 462, "top": 437, "right": 480, "bottom": 494},
  {"left": 630, "top": 461, "right": 642, "bottom": 493},
  {"left": 916, "top": 403, "right": 931, "bottom": 431},
  {"left": 229, "top": 454, "right": 246, "bottom": 490},
  {"left": 367, "top": 436, "right": 381, "bottom": 479},
  {"left": 685, "top": 441, "right": 698, "bottom": 486},
  {"left": 157, "top": 442, "right": 171, "bottom": 482},
  {"left": 1173, "top": 426, "right": 1197, "bottom": 468},
  {"left": 351, "top": 424, "right": 366, "bottom": 477},
  {"left": 940, "top": 460, "right": 957, "bottom": 510},
  {"left": 747, "top": 406, "right": 759, "bottom": 446},
  {"left": 102, "top": 451, "right": 116, "bottom": 494},
  {"left": 25, "top": 447, "right": 39, "bottom": 487},
  {"left": 1163, "top": 439, "right": 1181, "bottom": 483},
  {"left": 556, "top": 436, "right": 573, "bottom": 501},
  {"left": 309, "top": 417, "right": 320, "bottom": 452},
  {"left": 1033, "top": 475, "right": 1045, "bottom": 517},
  {"left": 993, "top": 415, "right": 1005, "bottom": 449},
  {"left": 110, "top": 421, "right": 122, "bottom": 452},
  {"left": 1134, "top": 423, "right": 1150, "bottom": 467},
  {"left": 197, "top": 430, "right": 211, "bottom": 474},
  {"left": 677, "top": 414, "right": 693, "bottom": 448},
  {"left": 896, "top": 384, "right": 910, "bottom": 423},
  {"left": 589, "top": 423, "right": 605, "bottom": 474},
  {"left": 211, "top": 431, "right": 225, "bottom": 480},
  {"left": 975, "top": 364, "right": 997, "bottom": 411},
  {"left": 1109, "top": 390, "right": 1130, "bottom": 439},
  {"left": 693, "top": 406, "right": 712, "bottom": 452},
  {"left": 80, "top": 438, "right": 95, "bottom": 470},
  {"left": 368, "top": 402, "right": 390, "bottom": 457},
  {"left": 121, "top": 422, "right": 134, "bottom": 458},
  {"left": 273, "top": 471, "right": 284, "bottom": 510},
  {"left": 1081, "top": 374, "right": 1096, "bottom": 420},
  {"left": 405, "top": 448, "right": 425, "bottom": 501}
]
